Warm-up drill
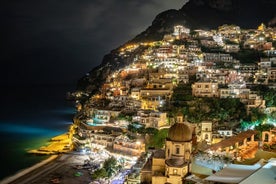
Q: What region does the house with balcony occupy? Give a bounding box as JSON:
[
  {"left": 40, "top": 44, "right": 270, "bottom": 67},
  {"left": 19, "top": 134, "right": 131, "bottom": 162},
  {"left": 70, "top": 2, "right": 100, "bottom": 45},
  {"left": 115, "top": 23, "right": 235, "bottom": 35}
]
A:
[
  {"left": 134, "top": 110, "right": 168, "bottom": 129},
  {"left": 244, "top": 94, "right": 266, "bottom": 115},
  {"left": 192, "top": 82, "right": 219, "bottom": 97},
  {"left": 113, "top": 135, "right": 145, "bottom": 156}
]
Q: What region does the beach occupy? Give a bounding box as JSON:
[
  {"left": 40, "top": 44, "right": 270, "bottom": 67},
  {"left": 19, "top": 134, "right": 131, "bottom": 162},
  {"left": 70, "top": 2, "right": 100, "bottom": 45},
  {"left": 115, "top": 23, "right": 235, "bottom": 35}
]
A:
[
  {"left": 1, "top": 153, "right": 93, "bottom": 184},
  {"left": 0, "top": 132, "right": 90, "bottom": 184},
  {"left": 0, "top": 85, "right": 75, "bottom": 180}
]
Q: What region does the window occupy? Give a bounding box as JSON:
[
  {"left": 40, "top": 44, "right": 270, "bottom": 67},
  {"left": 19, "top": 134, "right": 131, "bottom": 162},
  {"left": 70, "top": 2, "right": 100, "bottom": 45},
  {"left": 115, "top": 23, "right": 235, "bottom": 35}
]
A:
[
  {"left": 173, "top": 169, "right": 177, "bottom": 175},
  {"left": 176, "top": 147, "right": 180, "bottom": 154}
]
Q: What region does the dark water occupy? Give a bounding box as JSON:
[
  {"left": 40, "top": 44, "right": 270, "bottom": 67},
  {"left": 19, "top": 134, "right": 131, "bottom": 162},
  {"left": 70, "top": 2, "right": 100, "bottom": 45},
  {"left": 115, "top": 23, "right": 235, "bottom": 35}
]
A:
[{"left": 0, "top": 85, "right": 76, "bottom": 180}]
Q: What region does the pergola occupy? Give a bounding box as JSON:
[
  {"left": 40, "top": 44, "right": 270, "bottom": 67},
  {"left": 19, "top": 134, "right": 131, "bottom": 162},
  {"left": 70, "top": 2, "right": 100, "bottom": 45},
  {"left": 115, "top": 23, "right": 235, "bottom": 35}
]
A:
[{"left": 207, "top": 130, "right": 258, "bottom": 158}]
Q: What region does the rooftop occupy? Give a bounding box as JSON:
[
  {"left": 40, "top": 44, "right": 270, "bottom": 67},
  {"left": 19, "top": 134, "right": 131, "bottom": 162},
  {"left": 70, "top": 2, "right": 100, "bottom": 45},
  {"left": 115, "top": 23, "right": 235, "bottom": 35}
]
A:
[{"left": 208, "top": 130, "right": 258, "bottom": 150}]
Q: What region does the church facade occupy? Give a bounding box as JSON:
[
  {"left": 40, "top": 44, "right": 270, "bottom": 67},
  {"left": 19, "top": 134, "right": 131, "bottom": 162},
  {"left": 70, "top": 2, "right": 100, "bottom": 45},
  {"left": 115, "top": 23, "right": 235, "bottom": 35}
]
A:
[{"left": 141, "top": 114, "right": 195, "bottom": 184}]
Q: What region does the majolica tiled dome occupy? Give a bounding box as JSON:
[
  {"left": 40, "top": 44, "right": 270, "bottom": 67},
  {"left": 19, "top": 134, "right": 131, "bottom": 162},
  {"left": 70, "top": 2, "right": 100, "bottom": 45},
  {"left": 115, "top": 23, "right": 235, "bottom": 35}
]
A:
[{"left": 167, "top": 122, "right": 192, "bottom": 142}]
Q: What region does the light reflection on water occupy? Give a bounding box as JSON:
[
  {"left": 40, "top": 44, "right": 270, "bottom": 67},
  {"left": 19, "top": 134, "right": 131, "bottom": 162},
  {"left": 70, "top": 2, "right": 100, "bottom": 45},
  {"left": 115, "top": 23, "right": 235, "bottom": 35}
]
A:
[
  {"left": 0, "top": 85, "right": 75, "bottom": 181},
  {"left": 0, "top": 123, "right": 65, "bottom": 135}
]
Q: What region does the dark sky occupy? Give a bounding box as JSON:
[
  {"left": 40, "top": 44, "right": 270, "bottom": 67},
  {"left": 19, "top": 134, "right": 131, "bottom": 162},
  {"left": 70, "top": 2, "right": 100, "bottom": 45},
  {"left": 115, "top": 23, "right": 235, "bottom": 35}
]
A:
[{"left": 0, "top": 0, "right": 187, "bottom": 87}]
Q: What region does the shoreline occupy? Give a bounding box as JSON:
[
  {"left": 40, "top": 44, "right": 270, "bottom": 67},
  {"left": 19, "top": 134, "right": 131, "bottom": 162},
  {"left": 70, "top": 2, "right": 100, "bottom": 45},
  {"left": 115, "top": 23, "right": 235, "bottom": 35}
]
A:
[
  {"left": 0, "top": 154, "right": 59, "bottom": 184},
  {"left": 0, "top": 132, "right": 72, "bottom": 184},
  {"left": 27, "top": 132, "right": 71, "bottom": 155},
  {"left": 0, "top": 153, "right": 94, "bottom": 184}
]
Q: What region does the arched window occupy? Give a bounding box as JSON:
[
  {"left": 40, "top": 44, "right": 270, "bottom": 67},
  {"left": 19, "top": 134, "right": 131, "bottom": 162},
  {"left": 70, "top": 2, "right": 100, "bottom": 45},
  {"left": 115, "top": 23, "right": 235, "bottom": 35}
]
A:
[{"left": 176, "top": 146, "right": 180, "bottom": 154}]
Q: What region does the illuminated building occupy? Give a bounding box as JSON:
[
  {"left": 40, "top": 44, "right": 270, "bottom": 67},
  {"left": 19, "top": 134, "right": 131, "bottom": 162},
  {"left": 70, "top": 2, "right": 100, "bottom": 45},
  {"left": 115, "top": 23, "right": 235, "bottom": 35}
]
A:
[
  {"left": 207, "top": 130, "right": 259, "bottom": 160},
  {"left": 223, "top": 44, "right": 240, "bottom": 52},
  {"left": 173, "top": 25, "right": 190, "bottom": 39},
  {"left": 204, "top": 53, "right": 234, "bottom": 63},
  {"left": 140, "top": 88, "right": 172, "bottom": 99},
  {"left": 113, "top": 135, "right": 145, "bottom": 156},
  {"left": 218, "top": 24, "right": 241, "bottom": 37},
  {"left": 200, "top": 121, "right": 213, "bottom": 144},
  {"left": 262, "top": 128, "right": 276, "bottom": 145},
  {"left": 133, "top": 110, "right": 168, "bottom": 129},
  {"left": 141, "top": 96, "right": 166, "bottom": 111},
  {"left": 141, "top": 114, "right": 196, "bottom": 184},
  {"left": 192, "top": 82, "right": 219, "bottom": 97},
  {"left": 245, "top": 94, "right": 266, "bottom": 115}
]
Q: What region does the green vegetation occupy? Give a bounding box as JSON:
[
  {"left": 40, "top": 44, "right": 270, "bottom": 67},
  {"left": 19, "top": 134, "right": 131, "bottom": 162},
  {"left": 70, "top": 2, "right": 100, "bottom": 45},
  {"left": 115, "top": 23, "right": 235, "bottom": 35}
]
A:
[
  {"left": 118, "top": 113, "right": 133, "bottom": 121},
  {"left": 255, "top": 124, "right": 274, "bottom": 133},
  {"left": 250, "top": 85, "right": 276, "bottom": 107},
  {"left": 128, "top": 123, "right": 159, "bottom": 135},
  {"left": 103, "top": 156, "right": 121, "bottom": 177},
  {"left": 264, "top": 89, "right": 276, "bottom": 107},
  {"left": 248, "top": 108, "right": 266, "bottom": 122},
  {"left": 91, "top": 156, "right": 121, "bottom": 180},
  {"left": 240, "top": 111, "right": 275, "bottom": 131},
  {"left": 128, "top": 122, "right": 169, "bottom": 149},
  {"left": 171, "top": 82, "right": 193, "bottom": 106},
  {"left": 91, "top": 168, "right": 107, "bottom": 180},
  {"left": 187, "top": 97, "right": 246, "bottom": 123},
  {"left": 232, "top": 48, "right": 265, "bottom": 63},
  {"left": 200, "top": 45, "right": 224, "bottom": 53},
  {"left": 146, "top": 129, "right": 169, "bottom": 149}
]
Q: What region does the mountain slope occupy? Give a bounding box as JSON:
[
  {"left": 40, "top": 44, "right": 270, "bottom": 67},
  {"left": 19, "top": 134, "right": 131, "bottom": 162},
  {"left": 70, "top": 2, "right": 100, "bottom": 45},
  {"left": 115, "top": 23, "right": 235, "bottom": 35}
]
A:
[
  {"left": 77, "top": 0, "right": 275, "bottom": 93},
  {"left": 132, "top": 0, "right": 275, "bottom": 42}
]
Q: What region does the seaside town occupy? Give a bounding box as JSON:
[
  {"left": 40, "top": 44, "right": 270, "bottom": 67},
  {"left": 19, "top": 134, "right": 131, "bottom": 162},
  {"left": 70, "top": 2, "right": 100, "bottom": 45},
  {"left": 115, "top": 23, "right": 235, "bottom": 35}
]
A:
[{"left": 9, "top": 23, "right": 276, "bottom": 184}]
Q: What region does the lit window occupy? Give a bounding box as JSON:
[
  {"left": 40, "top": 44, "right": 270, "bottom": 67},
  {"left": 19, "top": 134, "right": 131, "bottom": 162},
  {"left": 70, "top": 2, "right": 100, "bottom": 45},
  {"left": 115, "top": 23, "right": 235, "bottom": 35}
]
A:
[{"left": 173, "top": 169, "right": 177, "bottom": 175}]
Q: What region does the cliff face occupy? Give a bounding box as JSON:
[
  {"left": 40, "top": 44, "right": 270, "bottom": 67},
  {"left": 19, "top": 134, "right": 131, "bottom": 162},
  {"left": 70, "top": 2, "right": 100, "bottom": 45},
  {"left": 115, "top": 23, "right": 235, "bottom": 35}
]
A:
[
  {"left": 77, "top": 0, "right": 275, "bottom": 93},
  {"left": 132, "top": 0, "right": 275, "bottom": 42},
  {"left": 181, "top": 0, "right": 275, "bottom": 27}
]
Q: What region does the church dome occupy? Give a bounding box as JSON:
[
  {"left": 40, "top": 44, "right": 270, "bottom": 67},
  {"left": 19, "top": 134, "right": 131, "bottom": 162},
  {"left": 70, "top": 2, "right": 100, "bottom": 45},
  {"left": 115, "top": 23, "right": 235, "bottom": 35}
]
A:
[
  {"left": 167, "top": 122, "right": 192, "bottom": 142},
  {"left": 165, "top": 158, "right": 186, "bottom": 167}
]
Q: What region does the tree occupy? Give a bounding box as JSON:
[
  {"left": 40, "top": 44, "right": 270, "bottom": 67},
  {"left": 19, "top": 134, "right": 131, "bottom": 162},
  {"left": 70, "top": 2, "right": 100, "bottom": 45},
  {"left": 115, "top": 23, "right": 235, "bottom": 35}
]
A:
[
  {"left": 264, "top": 89, "right": 276, "bottom": 107},
  {"left": 91, "top": 168, "right": 107, "bottom": 180},
  {"left": 250, "top": 108, "right": 266, "bottom": 122},
  {"left": 127, "top": 123, "right": 138, "bottom": 133},
  {"left": 255, "top": 124, "right": 274, "bottom": 133},
  {"left": 103, "top": 156, "right": 118, "bottom": 177},
  {"left": 147, "top": 129, "right": 168, "bottom": 149},
  {"left": 145, "top": 127, "right": 158, "bottom": 135}
]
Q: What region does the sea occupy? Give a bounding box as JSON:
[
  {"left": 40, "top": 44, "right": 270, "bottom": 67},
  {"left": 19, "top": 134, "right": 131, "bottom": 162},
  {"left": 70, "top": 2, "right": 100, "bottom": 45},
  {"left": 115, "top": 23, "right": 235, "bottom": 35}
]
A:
[{"left": 0, "top": 84, "right": 76, "bottom": 180}]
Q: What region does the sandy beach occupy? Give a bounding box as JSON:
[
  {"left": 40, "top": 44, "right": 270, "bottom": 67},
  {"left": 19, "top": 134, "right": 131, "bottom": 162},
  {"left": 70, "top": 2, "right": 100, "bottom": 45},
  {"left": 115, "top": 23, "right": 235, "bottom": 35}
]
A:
[
  {"left": 0, "top": 131, "right": 93, "bottom": 184},
  {"left": 0, "top": 153, "right": 93, "bottom": 184}
]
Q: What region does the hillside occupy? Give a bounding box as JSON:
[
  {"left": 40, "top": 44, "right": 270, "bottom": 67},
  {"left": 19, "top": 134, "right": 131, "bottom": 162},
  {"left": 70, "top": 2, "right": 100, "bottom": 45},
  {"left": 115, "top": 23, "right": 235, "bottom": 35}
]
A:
[{"left": 77, "top": 0, "right": 275, "bottom": 93}]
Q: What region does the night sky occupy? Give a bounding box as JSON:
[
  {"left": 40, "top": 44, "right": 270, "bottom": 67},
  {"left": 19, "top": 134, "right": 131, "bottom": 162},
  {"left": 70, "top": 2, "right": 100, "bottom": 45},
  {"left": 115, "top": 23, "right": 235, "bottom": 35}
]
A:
[{"left": 0, "top": 0, "right": 187, "bottom": 87}]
